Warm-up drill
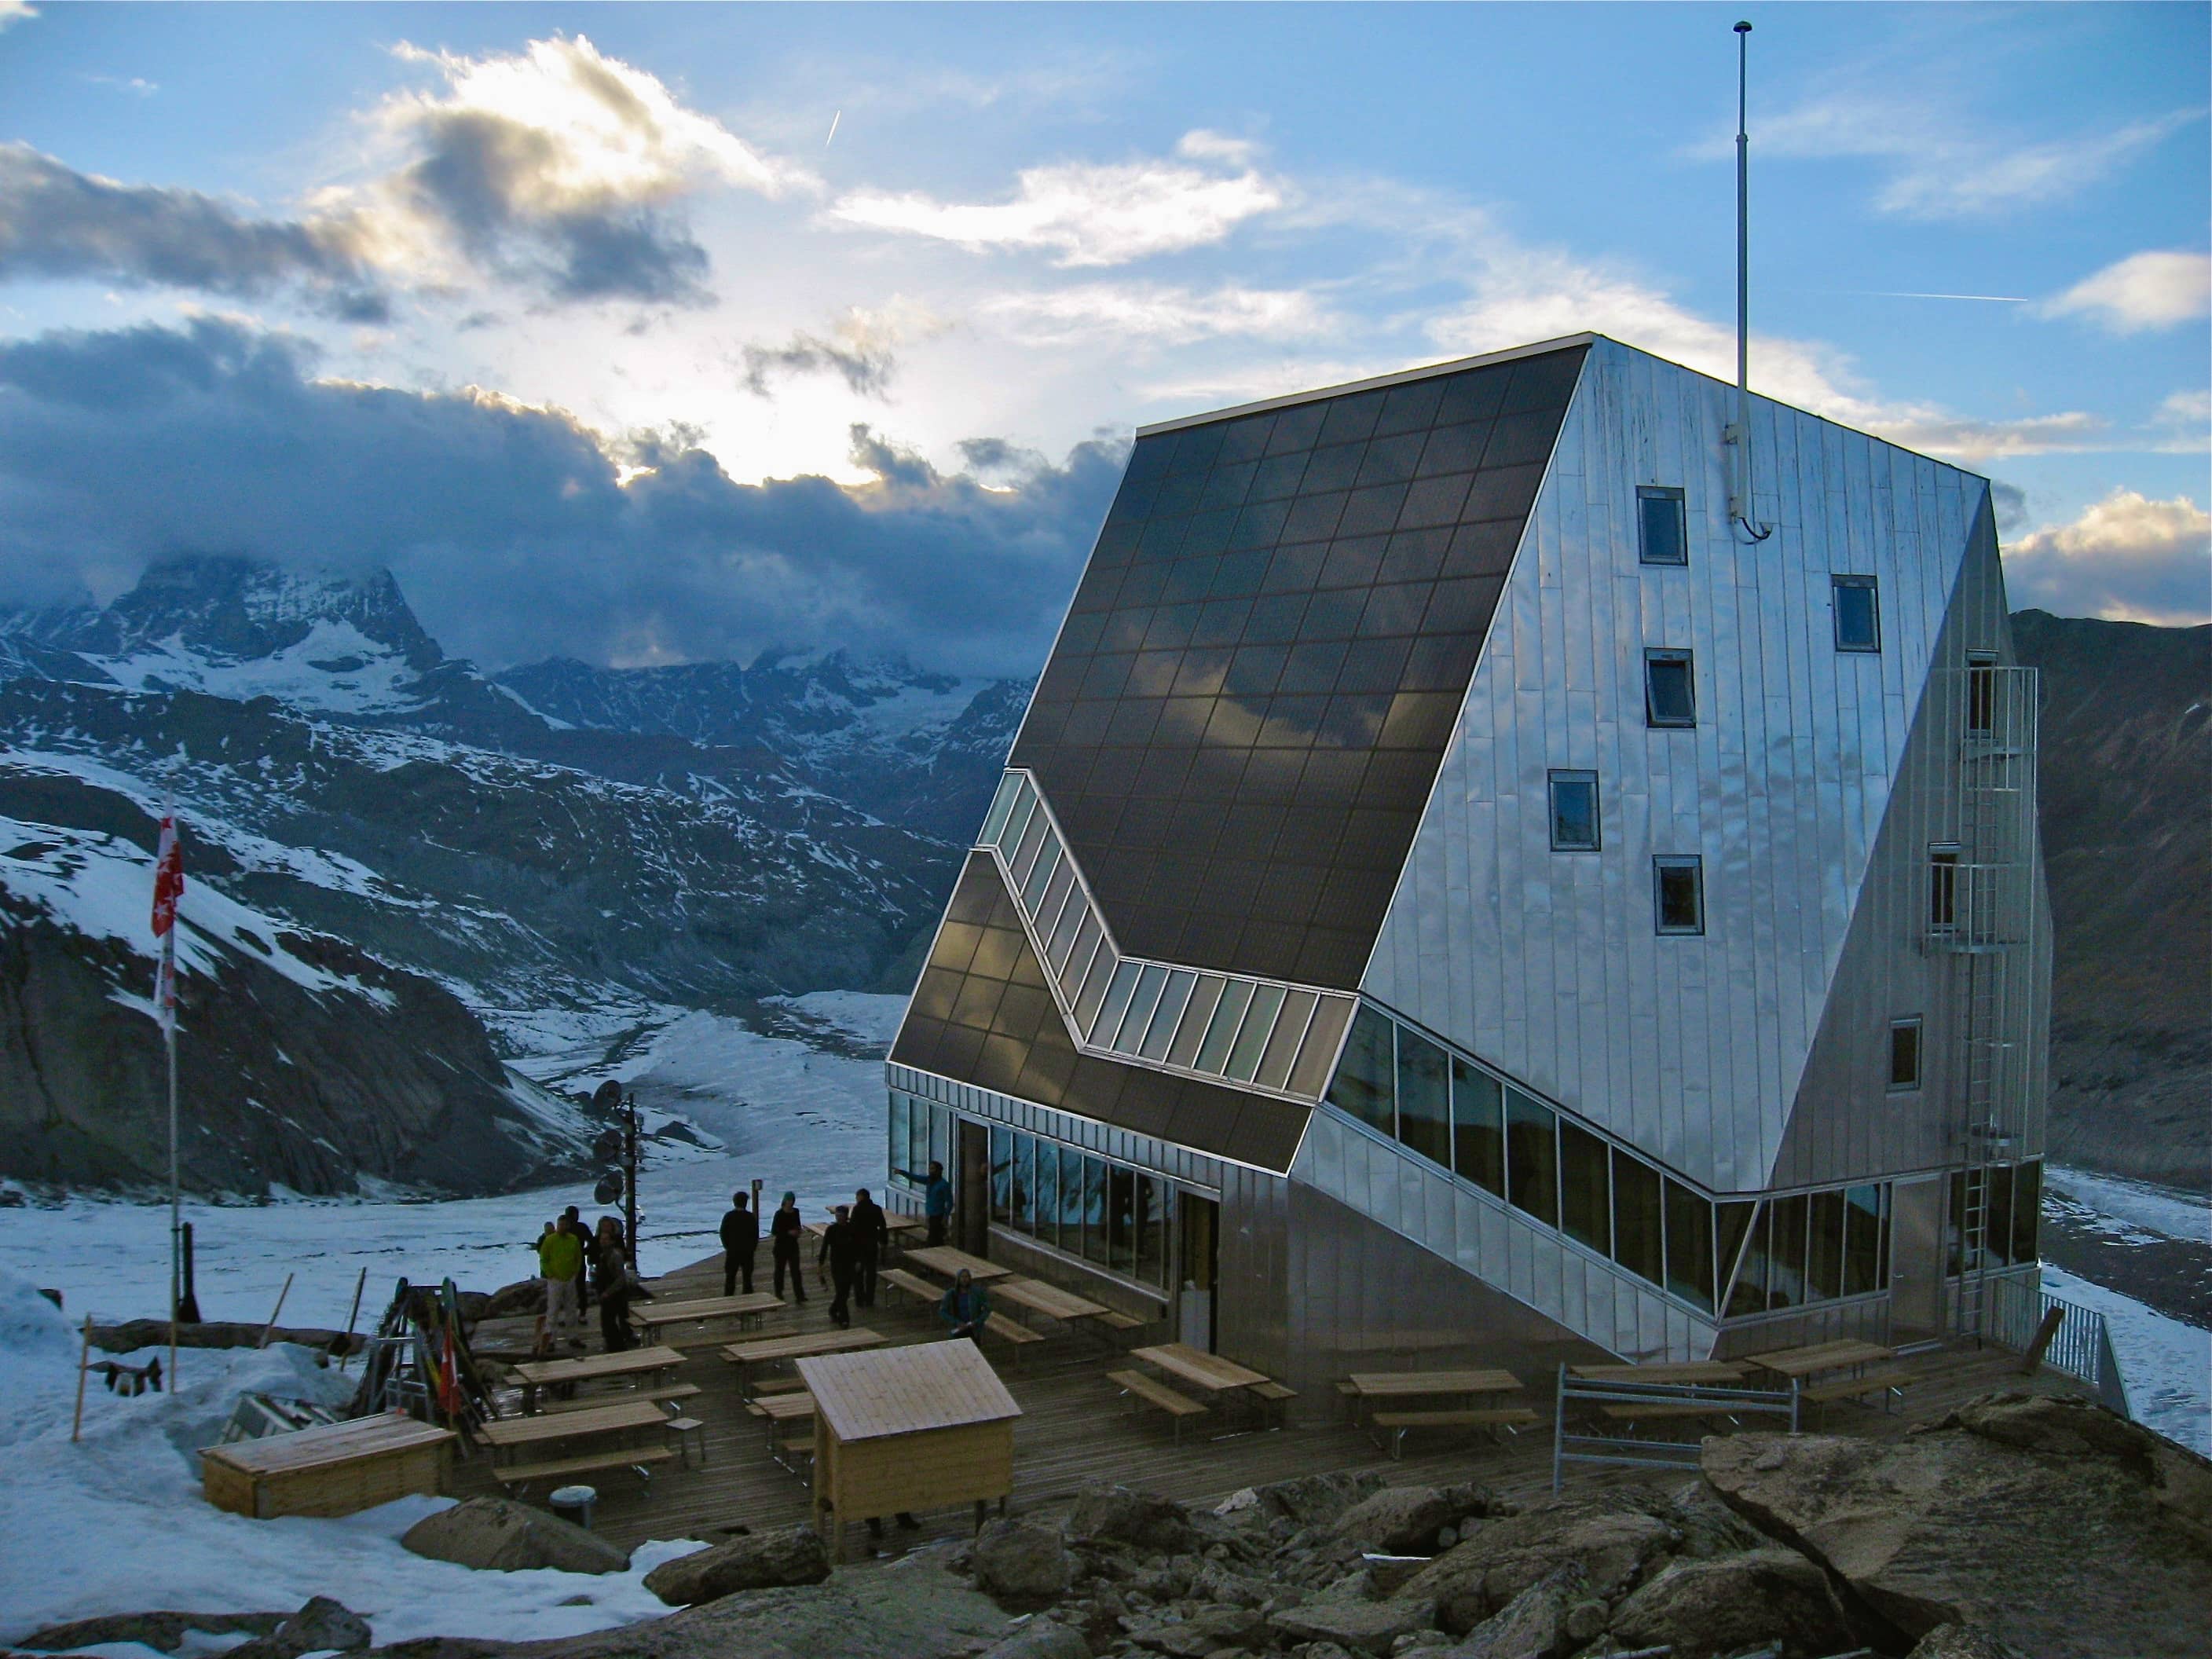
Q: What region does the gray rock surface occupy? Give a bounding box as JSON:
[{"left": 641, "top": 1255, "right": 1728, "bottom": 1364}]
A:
[
  {"left": 16, "top": 1613, "right": 284, "bottom": 1653},
  {"left": 975, "top": 1617, "right": 1091, "bottom": 1659},
  {"left": 1329, "top": 1487, "right": 1462, "bottom": 1555},
  {"left": 639, "top": 1526, "right": 831, "bottom": 1607},
  {"left": 1065, "top": 1486, "right": 1202, "bottom": 1555},
  {"left": 971, "top": 1519, "right": 1074, "bottom": 1604},
  {"left": 1394, "top": 1498, "right": 1675, "bottom": 1635},
  {"left": 1442, "top": 1566, "right": 1579, "bottom": 1659},
  {"left": 1605, "top": 1548, "right": 1848, "bottom": 1659},
  {"left": 1702, "top": 1403, "right": 2212, "bottom": 1658},
  {"left": 401, "top": 1500, "right": 629, "bottom": 1577},
  {"left": 1267, "top": 1599, "right": 1431, "bottom": 1656},
  {"left": 1905, "top": 1625, "right": 2034, "bottom": 1659},
  {"left": 1251, "top": 1471, "right": 1386, "bottom": 1529}
]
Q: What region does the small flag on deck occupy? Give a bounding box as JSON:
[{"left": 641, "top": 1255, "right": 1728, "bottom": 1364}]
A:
[{"left": 152, "top": 813, "right": 184, "bottom": 1028}]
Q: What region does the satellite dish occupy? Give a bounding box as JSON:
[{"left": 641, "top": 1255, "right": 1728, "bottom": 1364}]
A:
[
  {"left": 591, "top": 1080, "right": 625, "bottom": 1112},
  {"left": 592, "top": 1130, "right": 623, "bottom": 1163},
  {"left": 594, "top": 1172, "right": 624, "bottom": 1205}
]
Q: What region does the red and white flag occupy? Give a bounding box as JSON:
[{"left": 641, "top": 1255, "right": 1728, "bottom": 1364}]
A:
[{"left": 152, "top": 814, "right": 184, "bottom": 1029}]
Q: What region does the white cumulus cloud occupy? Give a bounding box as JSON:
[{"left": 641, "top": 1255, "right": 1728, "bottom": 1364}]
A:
[
  {"left": 980, "top": 280, "right": 1332, "bottom": 347},
  {"left": 2005, "top": 489, "right": 2210, "bottom": 624},
  {"left": 2042, "top": 251, "right": 2210, "bottom": 334}
]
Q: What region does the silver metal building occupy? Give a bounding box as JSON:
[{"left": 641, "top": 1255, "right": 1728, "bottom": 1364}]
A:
[{"left": 885, "top": 334, "right": 2049, "bottom": 1407}]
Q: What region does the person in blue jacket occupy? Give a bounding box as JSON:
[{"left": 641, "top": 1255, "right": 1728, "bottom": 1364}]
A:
[{"left": 902, "top": 1159, "right": 954, "bottom": 1247}]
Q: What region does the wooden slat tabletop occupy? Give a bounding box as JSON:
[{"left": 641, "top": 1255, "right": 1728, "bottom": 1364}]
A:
[
  {"left": 1741, "top": 1339, "right": 1895, "bottom": 1379},
  {"left": 993, "top": 1278, "right": 1109, "bottom": 1321},
  {"left": 1346, "top": 1368, "right": 1522, "bottom": 1397},
  {"left": 636, "top": 1293, "right": 783, "bottom": 1328},
  {"left": 1132, "top": 1342, "right": 1271, "bottom": 1393},
  {"left": 513, "top": 1345, "right": 685, "bottom": 1386},
  {"left": 475, "top": 1397, "right": 667, "bottom": 1448},
  {"left": 905, "top": 1247, "right": 1012, "bottom": 1282},
  {"left": 722, "top": 1328, "right": 887, "bottom": 1366},
  {"left": 1569, "top": 1361, "right": 1749, "bottom": 1385},
  {"left": 200, "top": 1413, "right": 454, "bottom": 1474},
  {"left": 754, "top": 1390, "right": 819, "bottom": 1422}
]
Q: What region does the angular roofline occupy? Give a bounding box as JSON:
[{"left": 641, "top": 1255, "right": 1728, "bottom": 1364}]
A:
[
  {"left": 1136, "top": 331, "right": 1991, "bottom": 485},
  {"left": 1134, "top": 334, "right": 1599, "bottom": 437}
]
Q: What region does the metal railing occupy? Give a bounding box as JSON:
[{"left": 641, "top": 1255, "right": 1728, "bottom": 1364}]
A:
[
  {"left": 1552, "top": 1368, "right": 1798, "bottom": 1491},
  {"left": 1988, "top": 1277, "right": 2131, "bottom": 1419}
]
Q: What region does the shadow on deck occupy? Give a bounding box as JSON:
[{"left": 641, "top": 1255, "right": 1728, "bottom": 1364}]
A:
[{"left": 452, "top": 1253, "right": 2089, "bottom": 1559}]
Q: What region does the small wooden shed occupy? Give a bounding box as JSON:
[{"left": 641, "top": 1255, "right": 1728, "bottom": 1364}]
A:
[
  {"left": 798, "top": 1340, "right": 1021, "bottom": 1560},
  {"left": 201, "top": 1413, "right": 456, "bottom": 1519}
]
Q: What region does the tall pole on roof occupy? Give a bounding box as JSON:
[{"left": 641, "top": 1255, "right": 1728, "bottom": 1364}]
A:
[{"left": 1730, "top": 21, "right": 1771, "bottom": 543}]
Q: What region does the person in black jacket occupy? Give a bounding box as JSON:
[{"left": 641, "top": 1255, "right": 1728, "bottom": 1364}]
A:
[
  {"left": 720, "top": 1190, "right": 758, "bottom": 1297},
  {"left": 850, "top": 1187, "right": 888, "bottom": 1308},
  {"left": 770, "top": 1191, "right": 808, "bottom": 1304},
  {"left": 817, "top": 1204, "right": 861, "bottom": 1328},
  {"left": 591, "top": 1216, "right": 635, "bottom": 1352}
]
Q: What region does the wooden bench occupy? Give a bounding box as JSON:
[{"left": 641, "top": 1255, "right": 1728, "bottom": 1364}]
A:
[
  {"left": 493, "top": 1444, "right": 675, "bottom": 1490},
  {"left": 1249, "top": 1379, "right": 1296, "bottom": 1426},
  {"left": 1108, "top": 1368, "right": 1208, "bottom": 1443},
  {"left": 984, "top": 1313, "right": 1043, "bottom": 1363},
  {"left": 1368, "top": 1407, "right": 1540, "bottom": 1459},
  {"left": 879, "top": 1268, "right": 939, "bottom": 1307},
  {"left": 537, "top": 1382, "right": 699, "bottom": 1415},
  {"left": 1093, "top": 1310, "right": 1142, "bottom": 1331},
  {"left": 1800, "top": 1364, "right": 1917, "bottom": 1411}
]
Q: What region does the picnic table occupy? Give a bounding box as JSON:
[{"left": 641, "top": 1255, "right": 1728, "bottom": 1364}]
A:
[
  {"left": 1741, "top": 1339, "right": 1895, "bottom": 1379},
  {"left": 1346, "top": 1368, "right": 1521, "bottom": 1401},
  {"left": 807, "top": 1213, "right": 927, "bottom": 1239},
  {"left": 1569, "top": 1361, "right": 1748, "bottom": 1386},
  {"left": 474, "top": 1396, "right": 676, "bottom": 1489},
  {"left": 994, "top": 1277, "right": 1110, "bottom": 1325},
  {"left": 906, "top": 1246, "right": 1012, "bottom": 1283},
  {"left": 722, "top": 1327, "right": 886, "bottom": 1397},
  {"left": 1130, "top": 1342, "right": 1270, "bottom": 1393},
  {"left": 631, "top": 1292, "right": 782, "bottom": 1344},
  {"left": 511, "top": 1345, "right": 686, "bottom": 1412}
]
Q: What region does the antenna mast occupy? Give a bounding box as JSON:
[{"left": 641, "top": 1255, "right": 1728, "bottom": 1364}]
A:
[{"left": 1730, "top": 20, "right": 1772, "bottom": 542}]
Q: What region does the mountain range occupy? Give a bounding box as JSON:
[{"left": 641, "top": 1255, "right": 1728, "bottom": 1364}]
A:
[{"left": 0, "top": 560, "right": 2199, "bottom": 1198}]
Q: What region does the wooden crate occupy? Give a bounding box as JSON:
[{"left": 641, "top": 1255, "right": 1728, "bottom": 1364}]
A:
[{"left": 201, "top": 1414, "right": 456, "bottom": 1519}]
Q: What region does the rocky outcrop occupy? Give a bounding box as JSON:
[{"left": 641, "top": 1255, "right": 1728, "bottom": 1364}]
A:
[
  {"left": 401, "top": 1499, "right": 629, "bottom": 1576},
  {"left": 640, "top": 1527, "right": 831, "bottom": 1607},
  {"left": 225, "top": 1597, "right": 371, "bottom": 1659},
  {"left": 16, "top": 1613, "right": 285, "bottom": 1652},
  {"left": 1701, "top": 1395, "right": 2212, "bottom": 1657},
  {"left": 1604, "top": 1548, "right": 1849, "bottom": 1658},
  {"left": 1393, "top": 1500, "right": 1675, "bottom": 1635},
  {"left": 971, "top": 1519, "right": 1075, "bottom": 1604}
]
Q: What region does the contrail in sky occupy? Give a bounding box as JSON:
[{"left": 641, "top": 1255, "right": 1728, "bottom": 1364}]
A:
[
  {"left": 1836, "top": 290, "right": 2031, "bottom": 303},
  {"left": 826, "top": 110, "right": 840, "bottom": 147}
]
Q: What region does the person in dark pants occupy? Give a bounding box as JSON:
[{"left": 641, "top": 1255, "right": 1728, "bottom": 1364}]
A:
[
  {"left": 591, "top": 1216, "right": 635, "bottom": 1352},
  {"left": 938, "top": 1269, "right": 991, "bottom": 1342},
  {"left": 720, "top": 1190, "right": 758, "bottom": 1297},
  {"left": 770, "top": 1191, "right": 808, "bottom": 1304},
  {"left": 902, "top": 1160, "right": 954, "bottom": 1247},
  {"left": 817, "top": 1204, "right": 861, "bottom": 1328},
  {"left": 850, "top": 1187, "right": 888, "bottom": 1308},
  {"left": 562, "top": 1207, "right": 591, "bottom": 1312}
]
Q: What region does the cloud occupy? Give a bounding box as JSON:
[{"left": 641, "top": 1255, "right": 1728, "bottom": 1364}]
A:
[
  {"left": 980, "top": 280, "right": 1333, "bottom": 346},
  {"left": 357, "top": 35, "right": 815, "bottom": 305},
  {"left": 1733, "top": 96, "right": 2199, "bottom": 220},
  {"left": 0, "top": 2, "right": 35, "bottom": 31},
  {"left": 0, "top": 145, "right": 388, "bottom": 320},
  {"left": 2041, "top": 251, "right": 2210, "bottom": 333},
  {"left": 2150, "top": 390, "right": 2210, "bottom": 454},
  {"left": 1990, "top": 481, "right": 2031, "bottom": 537},
  {"left": 737, "top": 302, "right": 942, "bottom": 397},
  {"left": 0, "top": 317, "right": 1118, "bottom": 676},
  {"left": 826, "top": 130, "right": 1283, "bottom": 267},
  {"left": 2005, "top": 489, "right": 2210, "bottom": 625}
]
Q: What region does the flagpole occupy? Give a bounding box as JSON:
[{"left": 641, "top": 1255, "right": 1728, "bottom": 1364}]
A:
[{"left": 167, "top": 916, "right": 179, "bottom": 1388}]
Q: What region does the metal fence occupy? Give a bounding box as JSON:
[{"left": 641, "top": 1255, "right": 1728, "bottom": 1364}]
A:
[{"left": 1989, "top": 1276, "right": 2131, "bottom": 1419}]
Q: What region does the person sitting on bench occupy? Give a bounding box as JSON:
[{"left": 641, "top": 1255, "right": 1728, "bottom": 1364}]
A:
[{"left": 938, "top": 1269, "right": 991, "bottom": 1342}]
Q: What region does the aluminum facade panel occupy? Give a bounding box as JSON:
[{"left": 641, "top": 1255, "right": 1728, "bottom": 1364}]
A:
[{"left": 1363, "top": 339, "right": 1991, "bottom": 1196}]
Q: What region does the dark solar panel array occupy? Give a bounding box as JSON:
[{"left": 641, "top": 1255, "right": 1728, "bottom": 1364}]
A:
[
  {"left": 1008, "top": 346, "right": 1585, "bottom": 988},
  {"left": 892, "top": 853, "right": 1309, "bottom": 1170}
]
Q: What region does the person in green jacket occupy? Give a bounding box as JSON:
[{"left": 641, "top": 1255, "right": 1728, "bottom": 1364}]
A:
[
  {"left": 938, "top": 1269, "right": 991, "bottom": 1342},
  {"left": 537, "top": 1215, "right": 584, "bottom": 1339}
]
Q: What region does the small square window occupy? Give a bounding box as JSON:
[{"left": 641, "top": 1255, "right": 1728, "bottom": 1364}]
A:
[
  {"left": 1644, "top": 649, "right": 1696, "bottom": 728},
  {"left": 1888, "top": 1018, "right": 1923, "bottom": 1091},
  {"left": 1833, "top": 576, "right": 1881, "bottom": 652},
  {"left": 1637, "top": 486, "right": 1687, "bottom": 566},
  {"left": 1548, "top": 770, "right": 1600, "bottom": 851},
  {"left": 1654, "top": 855, "right": 1704, "bottom": 935}
]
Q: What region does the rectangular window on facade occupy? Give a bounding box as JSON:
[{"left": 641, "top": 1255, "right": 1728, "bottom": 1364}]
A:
[
  {"left": 1665, "top": 1179, "right": 1717, "bottom": 1312},
  {"left": 1928, "top": 848, "right": 1959, "bottom": 931},
  {"left": 1985, "top": 1163, "right": 2015, "bottom": 1269},
  {"left": 1136, "top": 1175, "right": 1166, "bottom": 1287},
  {"left": 888, "top": 1092, "right": 910, "bottom": 1189},
  {"left": 1548, "top": 770, "right": 1600, "bottom": 851},
  {"left": 2011, "top": 1161, "right": 2041, "bottom": 1268},
  {"left": 1843, "top": 1185, "right": 1884, "bottom": 1296},
  {"left": 1767, "top": 1193, "right": 1809, "bottom": 1309},
  {"left": 1108, "top": 1166, "right": 1137, "bottom": 1274},
  {"left": 1833, "top": 575, "right": 1881, "bottom": 652},
  {"left": 1081, "top": 1154, "right": 1108, "bottom": 1266},
  {"left": 989, "top": 1125, "right": 1013, "bottom": 1226},
  {"left": 1451, "top": 1058, "right": 1506, "bottom": 1197},
  {"left": 1888, "top": 1019, "right": 1923, "bottom": 1091},
  {"left": 1612, "top": 1152, "right": 1664, "bottom": 1287},
  {"left": 1031, "top": 1140, "right": 1059, "bottom": 1246},
  {"left": 1011, "top": 1135, "right": 1036, "bottom": 1232},
  {"left": 1328, "top": 1005, "right": 1397, "bottom": 1136},
  {"left": 1504, "top": 1088, "right": 1559, "bottom": 1228},
  {"left": 1559, "top": 1122, "right": 1611, "bottom": 1253},
  {"left": 1654, "top": 855, "right": 1705, "bottom": 935},
  {"left": 1395, "top": 1027, "right": 1452, "bottom": 1167},
  {"left": 1967, "top": 654, "right": 1998, "bottom": 734},
  {"left": 1726, "top": 1203, "right": 1770, "bottom": 1318},
  {"left": 1637, "top": 485, "right": 1687, "bottom": 566},
  {"left": 1808, "top": 1189, "right": 1847, "bottom": 1301},
  {"left": 1644, "top": 649, "right": 1696, "bottom": 727}
]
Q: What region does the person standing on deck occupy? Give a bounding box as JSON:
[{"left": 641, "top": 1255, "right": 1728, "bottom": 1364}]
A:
[
  {"left": 817, "top": 1204, "right": 862, "bottom": 1328},
  {"left": 770, "top": 1191, "right": 808, "bottom": 1304},
  {"left": 591, "top": 1215, "right": 635, "bottom": 1351},
  {"left": 562, "top": 1207, "right": 591, "bottom": 1313},
  {"left": 851, "top": 1187, "right": 888, "bottom": 1307},
  {"left": 538, "top": 1214, "right": 584, "bottom": 1342},
  {"left": 902, "top": 1160, "right": 954, "bottom": 1247},
  {"left": 720, "top": 1190, "right": 758, "bottom": 1297}
]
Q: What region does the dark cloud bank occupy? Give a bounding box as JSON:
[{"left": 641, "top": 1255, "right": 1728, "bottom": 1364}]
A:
[{"left": 0, "top": 317, "right": 1122, "bottom": 676}]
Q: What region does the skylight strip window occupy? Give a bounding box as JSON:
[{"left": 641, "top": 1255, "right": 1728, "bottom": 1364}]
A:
[
  {"left": 1057, "top": 913, "right": 1103, "bottom": 994},
  {"left": 980, "top": 774, "right": 1024, "bottom": 845},
  {"left": 997, "top": 782, "right": 1039, "bottom": 858},
  {"left": 1166, "top": 975, "right": 1225, "bottom": 1069},
  {"left": 1225, "top": 983, "right": 1288, "bottom": 1082},
  {"left": 1037, "top": 860, "right": 1079, "bottom": 942},
  {"left": 1090, "top": 959, "right": 1144, "bottom": 1046},
  {"left": 1045, "top": 888, "right": 1088, "bottom": 968},
  {"left": 1020, "top": 837, "right": 1064, "bottom": 910},
  {"left": 1138, "top": 969, "right": 1198, "bottom": 1061},
  {"left": 1111, "top": 964, "right": 1170, "bottom": 1050},
  {"left": 1195, "top": 980, "right": 1255, "bottom": 1074},
  {"left": 1009, "top": 814, "right": 1053, "bottom": 890},
  {"left": 1254, "top": 988, "right": 1318, "bottom": 1090}
]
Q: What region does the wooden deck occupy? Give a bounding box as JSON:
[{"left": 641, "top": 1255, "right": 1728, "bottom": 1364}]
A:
[{"left": 452, "top": 1253, "right": 2091, "bottom": 1557}]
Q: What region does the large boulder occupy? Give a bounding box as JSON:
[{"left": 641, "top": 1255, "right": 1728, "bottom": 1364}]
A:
[
  {"left": 1605, "top": 1548, "right": 1850, "bottom": 1659},
  {"left": 1443, "top": 1566, "right": 1580, "bottom": 1659},
  {"left": 1393, "top": 1497, "right": 1675, "bottom": 1635},
  {"left": 401, "top": 1499, "right": 629, "bottom": 1576},
  {"left": 1330, "top": 1486, "right": 1463, "bottom": 1555},
  {"left": 16, "top": 1613, "right": 284, "bottom": 1653},
  {"left": 1251, "top": 1470, "right": 1384, "bottom": 1529},
  {"left": 1906, "top": 1626, "right": 2034, "bottom": 1659},
  {"left": 1701, "top": 1404, "right": 2212, "bottom": 1658},
  {"left": 1943, "top": 1393, "right": 2212, "bottom": 1547},
  {"left": 223, "top": 1599, "right": 371, "bottom": 1659},
  {"left": 976, "top": 1617, "right": 1092, "bottom": 1659},
  {"left": 971, "top": 1518, "right": 1074, "bottom": 1604},
  {"left": 640, "top": 1527, "right": 831, "bottom": 1607},
  {"left": 1267, "top": 1599, "right": 1433, "bottom": 1656},
  {"left": 1064, "top": 1486, "right": 1201, "bottom": 1555}
]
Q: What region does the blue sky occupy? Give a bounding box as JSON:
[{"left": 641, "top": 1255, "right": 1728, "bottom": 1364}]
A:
[{"left": 0, "top": 2, "right": 2204, "bottom": 672}]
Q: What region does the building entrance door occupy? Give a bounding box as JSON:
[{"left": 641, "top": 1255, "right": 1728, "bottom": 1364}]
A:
[
  {"left": 1889, "top": 1176, "right": 1945, "bottom": 1346},
  {"left": 957, "top": 1120, "right": 990, "bottom": 1257},
  {"left": 1177, "top": 1194, "right": 1218, "bottom": 1353}
]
